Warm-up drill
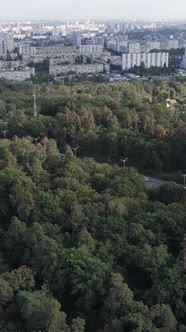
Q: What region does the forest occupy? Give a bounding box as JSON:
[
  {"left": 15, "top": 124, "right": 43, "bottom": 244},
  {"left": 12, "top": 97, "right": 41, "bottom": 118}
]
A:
[{"left": 0, "top": 78, "right": 186, "bottom": 331}]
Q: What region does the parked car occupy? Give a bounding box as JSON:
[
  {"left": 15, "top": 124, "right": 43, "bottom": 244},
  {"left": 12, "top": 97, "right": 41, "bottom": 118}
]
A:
[{"left": 144, "top": 176, "right": 149, "bottom": 181}]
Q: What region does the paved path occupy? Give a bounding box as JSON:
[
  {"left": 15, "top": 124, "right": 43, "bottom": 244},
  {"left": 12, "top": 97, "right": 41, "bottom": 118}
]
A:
[{"left": 142, "top": 175, "right": 167, "bottom": 188}]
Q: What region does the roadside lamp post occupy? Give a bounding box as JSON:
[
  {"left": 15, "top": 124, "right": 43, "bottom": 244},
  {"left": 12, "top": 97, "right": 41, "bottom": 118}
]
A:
[
  {"left": 33, "top": 137, "right": 40, "bottom": 145},
  {"left": 120, "top": 157, "right": 128, "bottom": 168},
  {"left": 73, "top": 146, "right": 79, "bottom": 158},
  {"left": 1, "top": 130, "right": 8, "bottom": 139},
  {"left": 181, "top": 173, "right": 186, "bottom": 187}
]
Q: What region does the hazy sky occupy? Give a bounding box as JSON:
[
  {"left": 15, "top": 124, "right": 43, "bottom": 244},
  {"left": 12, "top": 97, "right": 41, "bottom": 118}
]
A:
[{"left": 1, "top": 0, "right": 186, "bottom": 20}]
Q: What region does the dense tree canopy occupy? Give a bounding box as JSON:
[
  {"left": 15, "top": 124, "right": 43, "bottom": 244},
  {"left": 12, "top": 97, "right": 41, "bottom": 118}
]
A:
[{"left": 0, "top": 79, "right": 185, "bottom": 330}]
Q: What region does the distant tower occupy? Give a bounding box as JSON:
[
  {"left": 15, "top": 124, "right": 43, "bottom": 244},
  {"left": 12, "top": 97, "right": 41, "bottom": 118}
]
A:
[
  {"left": 72, "top": 33, "right": 81, "bottom": 47},
  {"left": 181, "top": 47, "right": 186, "bottom": 69},
  {"left": 33, "top": 94, "right": 37, "bottom": 117}
]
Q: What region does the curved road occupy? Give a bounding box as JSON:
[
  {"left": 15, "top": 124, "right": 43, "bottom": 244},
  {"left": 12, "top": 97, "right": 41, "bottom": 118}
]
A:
[{"left": 142, "top": 175, "right": 168, "bottom": 188}]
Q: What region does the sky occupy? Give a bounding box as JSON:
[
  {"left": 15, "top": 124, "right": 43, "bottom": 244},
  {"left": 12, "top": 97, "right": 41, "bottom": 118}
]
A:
[{"left": 1, "top": 0, "right": 186, "bottom": 21}]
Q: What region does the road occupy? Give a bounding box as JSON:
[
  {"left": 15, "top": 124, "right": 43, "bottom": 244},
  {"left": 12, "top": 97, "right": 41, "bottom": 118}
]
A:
[{"left": 142, "top": 175, "right": 167, "bottom": 188}]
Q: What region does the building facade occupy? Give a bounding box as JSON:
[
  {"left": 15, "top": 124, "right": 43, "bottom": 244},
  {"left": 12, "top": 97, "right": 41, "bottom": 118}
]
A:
[
  {"left": 79, "top": 45, "right": 103, "bottom": 54},
  {"left": 0, "top": 33, "right": 14, "bottom": 54},
  {"left": 0, "top": 67, "right": 35, "bottom": 81},
  {"left": 122, "top": 52, "right": 169, "bottom": 70},
  {"left": 49, "top": 63, "right": 103, "bottom": 76}
]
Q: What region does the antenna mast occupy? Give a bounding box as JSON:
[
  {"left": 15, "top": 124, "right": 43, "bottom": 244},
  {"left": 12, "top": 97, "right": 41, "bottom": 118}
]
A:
[{"left": 33, "top": 93, "right": 37, "bottom": 117}]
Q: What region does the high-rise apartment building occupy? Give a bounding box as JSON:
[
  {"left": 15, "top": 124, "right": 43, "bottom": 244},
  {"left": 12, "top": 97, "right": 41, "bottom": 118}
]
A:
[
  {"left": 122, "top": 52, "right": 169, "bottom": 70},
  {"left": 72, "top": 33, "right": 81, "bottom": 47},
  {"left": 128, "top": 42, "right": 141, "bottom": 53},
  {"left": 79, "top": 45, "right": 102, "bottom": 54},
  {"left": 0, "top": 33, "right": 15, "bottom": 54},
  {"left": 18, "top": 44, "right": 37, "bottom": 56},
  {"left": 181, "top": 48, "right": 186, "bottom": 69}
]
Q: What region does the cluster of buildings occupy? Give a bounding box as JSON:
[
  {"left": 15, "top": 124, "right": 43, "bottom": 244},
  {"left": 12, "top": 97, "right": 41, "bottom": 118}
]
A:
[
  {"left": 106, "top": 34, "right": 186, "bottom": 71},
  {"left": 0, "top": 19, "right": 186, "bottom": 81},
  {"left": 0, "top": 32, "right": 35, "bottom": 81},
  {"left": 18, "top": 43, "right": 109, "bottom": 76},
  {"left": 107, "top": 36, "right": 185, "bottom": 54}
]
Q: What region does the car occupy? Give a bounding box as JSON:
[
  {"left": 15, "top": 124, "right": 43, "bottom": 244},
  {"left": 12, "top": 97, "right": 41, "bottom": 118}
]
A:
[{"left": 144, "top": 176, "right": 149, "bottom": 181}]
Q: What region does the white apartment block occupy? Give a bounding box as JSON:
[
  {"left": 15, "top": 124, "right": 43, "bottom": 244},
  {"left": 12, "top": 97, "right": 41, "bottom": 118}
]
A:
[
  {"left": 50, "top": 63, "right": 103, "bottom": 76},
  {"left": 107, "top": 40, "right": 117, "bottom": 51},
  {"left": 72, "top": 33, "right": 81, "bottom": 46},
  {"left": 79, "top": 45, "right": 103, "bottom": 54},
  {"left": 107, "top": 38, "right": 186, "bottom": 55},
  {"left": 0, "top": 67, "right": 35, "bottom": 81},
  {"left": 150, "top": 41, "right": 161, "bottom": 50},
  {"left": 49, "top": 54, "right": 77, "bottom": 65},
  {"left": 21, "top": 55, "right": 45, "bottom": 63},
  {"left": 178, "top": 38, "right": 185, "bottom": 48},
  {"left": 122, "top": 52, "right": 169, "bottom": 70},
  {"left": 0, "top": 60, "right": 20, "bottom": 69},
  {"left": 118, "top": 41, "right": 128, "bottom": 53},
  {"left": 107, "top": 40, "right": 128, "bottom": 53},
  {"left": 142, "top": 41, "right": 161, "bottom": 52},
  {"left": 37, "top": 45, "right": 77, "bottom": 56},
  {"left": 128, "top": 42, "right": 141, "bottom": 53},
  {"left": 19, "top": 45, "right": 37, "bottom": 56},
  {"left": 167, "top": 39, "right": 179, "bottom": 50},
  {"left": 110, "top": 56, "right": 122, "bottom": 66}
]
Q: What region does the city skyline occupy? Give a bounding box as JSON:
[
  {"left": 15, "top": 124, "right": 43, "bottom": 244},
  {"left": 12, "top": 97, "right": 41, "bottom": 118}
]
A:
[{"left": 1, "top": 0, "right": 186, "bottom": 21}]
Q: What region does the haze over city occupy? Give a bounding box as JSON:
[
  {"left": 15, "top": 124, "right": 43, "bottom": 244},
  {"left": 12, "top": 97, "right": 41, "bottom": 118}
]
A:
[{"left": 1, "top": 0, "right": 186, "bottom": 20}]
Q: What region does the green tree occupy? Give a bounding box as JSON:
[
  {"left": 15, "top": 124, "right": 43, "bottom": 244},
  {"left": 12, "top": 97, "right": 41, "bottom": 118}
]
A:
[
  {"left": 17, "top": 290, "right": 69, "bottom": 332},
  {"left": 71, "top": 317, "right": 85, "bottom": 332}
]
